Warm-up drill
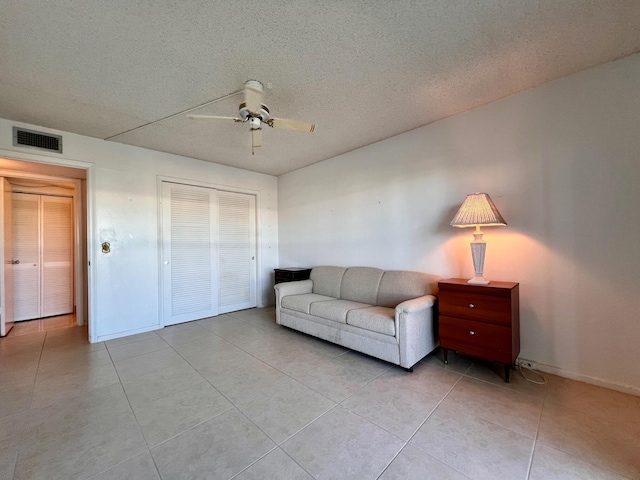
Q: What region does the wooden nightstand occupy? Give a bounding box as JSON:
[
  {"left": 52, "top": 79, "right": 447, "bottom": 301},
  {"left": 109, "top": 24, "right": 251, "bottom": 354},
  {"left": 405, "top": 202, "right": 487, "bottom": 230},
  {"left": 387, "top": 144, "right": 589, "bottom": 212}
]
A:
[
  {"left": 274, "top": 267, "right": 312, "bottom": 284},
  {"left": 438, "top": 278, "right": 520, "bottom": 382}
]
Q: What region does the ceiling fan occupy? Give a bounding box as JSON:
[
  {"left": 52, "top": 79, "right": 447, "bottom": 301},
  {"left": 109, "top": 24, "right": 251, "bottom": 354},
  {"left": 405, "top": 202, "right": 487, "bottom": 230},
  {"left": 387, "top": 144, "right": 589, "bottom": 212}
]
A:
[{"left": 188, "top": 80, "right": 316, "bottom": 152}]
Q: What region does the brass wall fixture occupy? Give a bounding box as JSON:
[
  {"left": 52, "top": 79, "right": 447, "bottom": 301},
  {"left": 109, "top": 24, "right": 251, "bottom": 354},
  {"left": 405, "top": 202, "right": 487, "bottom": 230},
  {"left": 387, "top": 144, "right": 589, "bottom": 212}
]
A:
[{"left": 101, "top": 242, "right": 111, "bottom": 254}]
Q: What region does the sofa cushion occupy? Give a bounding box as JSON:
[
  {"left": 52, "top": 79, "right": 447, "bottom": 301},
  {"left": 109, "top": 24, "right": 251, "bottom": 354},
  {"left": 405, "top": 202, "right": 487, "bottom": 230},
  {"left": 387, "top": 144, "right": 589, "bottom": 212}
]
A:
[
  {"left": 340, "top": 267, "right": 384, "bottom": 305},
  {"left": 376, "top": 271, "right": 440, "bottom": 308},
  {"left": 347, "top": 306, "right": 396, "bottom": 336},
  {"left": 310, "top": 266, "right": 347, "bottom": 298},
  {"left": 281, "top": 293, "right": 336, "bottom": 314},
  {"left": 309, "top": 299, "right": 371, "bottom": 323}
]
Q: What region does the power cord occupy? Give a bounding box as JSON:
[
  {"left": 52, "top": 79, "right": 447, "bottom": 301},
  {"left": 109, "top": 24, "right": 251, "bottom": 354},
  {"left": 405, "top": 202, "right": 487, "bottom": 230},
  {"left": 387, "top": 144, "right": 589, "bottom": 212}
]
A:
[{"left": 518, "top": 365, "right": 546, "bottom": 385}]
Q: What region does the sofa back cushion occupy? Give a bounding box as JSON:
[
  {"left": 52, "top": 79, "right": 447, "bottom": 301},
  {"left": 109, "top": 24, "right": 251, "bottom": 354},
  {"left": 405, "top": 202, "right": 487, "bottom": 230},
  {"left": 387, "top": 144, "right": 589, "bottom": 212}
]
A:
[
  {"left": 340, "top": 267, "right": 384, "bottom": 305},
  {"left": 376, "top": 271, "right": 441, "bottom": 308},
  {"left": 310, "top": 266, "right": 347, "bottom": 298}
]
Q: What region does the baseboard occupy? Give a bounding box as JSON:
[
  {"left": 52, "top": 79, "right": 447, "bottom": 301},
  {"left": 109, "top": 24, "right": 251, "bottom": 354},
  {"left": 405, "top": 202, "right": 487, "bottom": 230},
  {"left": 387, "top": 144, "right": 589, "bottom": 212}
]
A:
[
  {"left": 95, "top": 324, "right": 161, "bottom": 343},
  {"left": 517, "top": 357, "right": 640, "bottom": 397}
]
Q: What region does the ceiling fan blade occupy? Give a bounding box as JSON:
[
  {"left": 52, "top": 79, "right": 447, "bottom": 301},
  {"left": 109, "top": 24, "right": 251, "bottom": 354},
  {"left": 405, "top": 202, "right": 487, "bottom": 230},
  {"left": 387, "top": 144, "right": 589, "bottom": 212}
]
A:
[
  {"left": 269, "top": 117, "right": 316, "bottom": 133},
  {"left": 188, "top": 114, "right": 242, "bottom": 122},
  {"left": 252, "top": 128, "right": 263, "bottom": 148},
  {"left": 244, "top": 80, "right": 263, "bottom": 114}
]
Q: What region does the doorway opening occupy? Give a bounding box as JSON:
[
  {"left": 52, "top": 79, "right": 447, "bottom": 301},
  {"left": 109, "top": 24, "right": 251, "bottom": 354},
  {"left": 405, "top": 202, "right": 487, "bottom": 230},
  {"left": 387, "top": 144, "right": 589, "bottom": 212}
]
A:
[{"left": 0, "top": 157, "right": 88, "bottom": 340}]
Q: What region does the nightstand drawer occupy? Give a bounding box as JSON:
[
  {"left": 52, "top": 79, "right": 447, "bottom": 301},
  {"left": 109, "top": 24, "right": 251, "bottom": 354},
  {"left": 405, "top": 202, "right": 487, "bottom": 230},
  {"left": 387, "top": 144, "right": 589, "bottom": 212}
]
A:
[
  {"left": 439, "top": 316, "right": 513, "bottom": 363},
  {"left": 438, "top": 291, "right": 512, "bottom": 326}
]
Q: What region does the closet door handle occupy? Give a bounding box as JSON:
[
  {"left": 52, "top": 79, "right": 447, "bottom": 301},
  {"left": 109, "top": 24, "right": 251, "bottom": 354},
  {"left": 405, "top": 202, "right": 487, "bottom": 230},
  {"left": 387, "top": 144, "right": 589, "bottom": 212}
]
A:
[{"left": 12, "top": 259, "right": 20, "bottom": 264}]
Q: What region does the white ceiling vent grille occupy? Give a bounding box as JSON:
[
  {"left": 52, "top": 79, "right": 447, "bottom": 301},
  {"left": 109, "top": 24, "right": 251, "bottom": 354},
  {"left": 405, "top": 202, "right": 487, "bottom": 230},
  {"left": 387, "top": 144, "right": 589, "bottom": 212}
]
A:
[{"left": 13, "top": 127, "right": 63, "bottom": 153}]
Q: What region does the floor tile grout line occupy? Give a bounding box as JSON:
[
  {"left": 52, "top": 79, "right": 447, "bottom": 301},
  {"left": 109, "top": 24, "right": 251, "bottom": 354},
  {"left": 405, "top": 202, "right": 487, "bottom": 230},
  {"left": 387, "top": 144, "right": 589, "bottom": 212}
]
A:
[
  {"left": 105, "top": 334, "right": 172, "bottom": 363},
  {"left": 219, "top": 324, "right": 384, "bottom": 405},
  {"left": 10, "top": 330, "right": 48, "bottom": 480},
  {"left": 461, "top": 368, "right": 548, "bottom": 401},
  {"left": 222, "top": 325, "right": 394, "bottom": 446},
  {"left": 85, "top": 451, "right": 161, "bottom": 480},
  {"left": 525, "top": 380, "right": 550, "bottom": 480},
  {"left": 144, "top": 404, "right": 237, "bottom": 451},
  {"left": 227, "top": 445, "right": 281, "bottom": 480},
  {"left": 229, "top": 401, "right": 337, "bottom": 477},
  {"left": 151, "top": 312, "right": 463, "bottom": 476},
  {"left": 104, "top": 341, "right": 150, "bottom": 445},
  {"left": 159, "top": 321, "right": 327, "bottom": 478},
  {"left": 379, "top": 372, "right": 475, "bottom": 479},
  {"left": 275, "top": 404, "right": 346, "bottom": 479},
  {"left": 108, "top": 331, "right": 245, "bottom": 469},
  {"left": 10, "top": 327, "right": 116, "bottom": 480},
  {"left": 129, "top": 335, "right": 240, "bottom": 448},
  {"left": 352, "top": 368, "right": 470, "bottom": 480},
  {"left": 373, "top": 440, "right": 409, "bottom": 480},
  {"left": 170, "top": 322, "right": 364, "bottom": 449},
  {"left": 166, "top": 335, "right": 253, "bottom": 412},
  {"left": 530, "top": 388, "right": 635, "bottom": 479},
  {"left": 5, "top": 310, "right": 638, "bottom": 479},
  {"left": 166, "top": 317, "right": 382, "bottom": 479},
  {"left": 404, "top": 370, "right": 464, "bottom": 440},
  {"left": 102, "top": 337, "right": 174, "bottom": 473}
]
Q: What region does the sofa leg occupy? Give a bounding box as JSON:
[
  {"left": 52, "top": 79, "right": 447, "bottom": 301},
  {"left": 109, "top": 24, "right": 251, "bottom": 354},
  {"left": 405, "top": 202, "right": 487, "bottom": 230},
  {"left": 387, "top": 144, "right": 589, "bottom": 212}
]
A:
[{"left": 402, "top": 366, "right": 414, "bottom": 373}]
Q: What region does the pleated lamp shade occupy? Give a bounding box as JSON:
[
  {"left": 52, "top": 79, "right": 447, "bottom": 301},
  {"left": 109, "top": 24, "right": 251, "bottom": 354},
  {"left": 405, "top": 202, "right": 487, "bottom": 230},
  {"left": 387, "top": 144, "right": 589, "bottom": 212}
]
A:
[{"left": 450, "top": 193, "right": 506, "bottom": 228}]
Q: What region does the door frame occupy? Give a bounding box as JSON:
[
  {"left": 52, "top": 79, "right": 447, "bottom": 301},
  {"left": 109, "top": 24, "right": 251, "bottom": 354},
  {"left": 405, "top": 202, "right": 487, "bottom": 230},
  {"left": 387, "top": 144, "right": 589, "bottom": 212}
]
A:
[
  {"left": 0, "top": 150, "right": 93, "bottom": 340},
  {"left": 0, "top": 178, "right": 14, "bottom": 336},
  {"left": 157, "top": 175, "right": 261, "bottom": 327}
]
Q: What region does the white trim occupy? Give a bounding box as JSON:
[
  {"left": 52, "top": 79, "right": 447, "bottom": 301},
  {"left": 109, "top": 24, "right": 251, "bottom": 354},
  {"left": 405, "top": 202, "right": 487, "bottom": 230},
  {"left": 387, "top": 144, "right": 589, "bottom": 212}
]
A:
[
  {"left": 86, "top": 166, "right": 96, "bottom": 342},
  {"left": 517, "top": 357, "right": 640, "bottom": 396},
  {"left": 0, "top": 150, "right": 95, "bottom": 341},
  {"left": 0, "top": 148, "right": 92, "bottom": 170},
  {"left": 156, "top": 175, "right": 262, "bottom": 326},
  {"left": 97, "top": 324, "right": 162, "bottom": 342}
]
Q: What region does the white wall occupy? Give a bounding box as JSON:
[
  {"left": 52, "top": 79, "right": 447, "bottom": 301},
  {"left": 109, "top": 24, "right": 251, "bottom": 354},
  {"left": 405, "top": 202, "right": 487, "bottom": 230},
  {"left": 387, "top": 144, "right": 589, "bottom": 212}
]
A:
[
  {"left": 278, "top": 54, "right": 640, "bottom": 394},
  {"left": 0, "top": 119, "right": 278, "bottom": 342}
]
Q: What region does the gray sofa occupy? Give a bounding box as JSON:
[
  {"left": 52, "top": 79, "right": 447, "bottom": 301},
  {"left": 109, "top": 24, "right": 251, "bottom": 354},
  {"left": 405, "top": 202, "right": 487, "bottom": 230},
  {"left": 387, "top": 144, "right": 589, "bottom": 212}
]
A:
[{"left": 274, "top": 266, "right": 441, "bottom": 370}]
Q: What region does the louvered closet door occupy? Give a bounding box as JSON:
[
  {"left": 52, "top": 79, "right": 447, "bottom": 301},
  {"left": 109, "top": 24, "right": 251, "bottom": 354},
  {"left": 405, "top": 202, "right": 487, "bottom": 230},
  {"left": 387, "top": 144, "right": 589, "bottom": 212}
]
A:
[
  {"left": 12, "top": 193, "right": 40, "bottom": 321},
  {"left": 41, "top": 196, "right": 74, "bottom": 317},
  {"left": 218, "top": 191, "right": 256, "bottom": 314},
  {"left": 162, "top": 183, "right": 219, "bottom": 326}
]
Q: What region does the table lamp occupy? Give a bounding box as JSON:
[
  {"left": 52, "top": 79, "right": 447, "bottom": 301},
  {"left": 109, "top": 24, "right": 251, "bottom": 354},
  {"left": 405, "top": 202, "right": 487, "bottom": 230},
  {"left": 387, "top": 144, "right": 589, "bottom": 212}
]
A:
[{"left": 450, "top": 193, "right": 507, "bottom": 285}]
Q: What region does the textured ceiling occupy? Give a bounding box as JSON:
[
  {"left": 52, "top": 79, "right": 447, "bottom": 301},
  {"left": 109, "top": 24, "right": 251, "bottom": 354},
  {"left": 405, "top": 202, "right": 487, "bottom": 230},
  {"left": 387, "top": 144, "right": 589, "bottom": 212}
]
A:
[{"left": 1, "top": 1, "right": 639, "bottom": 176}]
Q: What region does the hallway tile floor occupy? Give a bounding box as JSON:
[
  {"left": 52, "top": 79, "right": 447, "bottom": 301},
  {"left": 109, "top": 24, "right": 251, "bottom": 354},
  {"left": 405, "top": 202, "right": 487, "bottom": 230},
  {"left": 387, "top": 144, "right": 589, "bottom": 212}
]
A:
[{"left": 1, "top": 308, "right": 639, "bottom": 479}]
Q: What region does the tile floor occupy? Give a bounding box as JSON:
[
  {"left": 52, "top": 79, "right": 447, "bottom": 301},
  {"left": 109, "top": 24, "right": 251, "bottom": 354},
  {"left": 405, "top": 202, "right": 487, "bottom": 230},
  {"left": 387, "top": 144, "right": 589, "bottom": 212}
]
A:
[{"left": 1, "top": 307, "right": 639, "bottom": 479}]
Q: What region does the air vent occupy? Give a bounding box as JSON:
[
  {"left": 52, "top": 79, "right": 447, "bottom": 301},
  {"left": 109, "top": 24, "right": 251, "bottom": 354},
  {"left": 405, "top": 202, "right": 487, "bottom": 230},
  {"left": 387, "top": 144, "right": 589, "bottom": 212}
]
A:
[{"left": 13, "top": 127, "right": 63, "bottom": 153}]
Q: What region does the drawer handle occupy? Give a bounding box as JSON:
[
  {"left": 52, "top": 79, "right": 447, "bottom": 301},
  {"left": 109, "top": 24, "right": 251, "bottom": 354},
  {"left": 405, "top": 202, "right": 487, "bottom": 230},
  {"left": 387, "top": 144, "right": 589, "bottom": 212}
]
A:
[
  {"left": 469, "top": 303, "right": 475, "bottom": 308},
  {"left": 469, "top": 330, "right": 475, "bottom": 335}
]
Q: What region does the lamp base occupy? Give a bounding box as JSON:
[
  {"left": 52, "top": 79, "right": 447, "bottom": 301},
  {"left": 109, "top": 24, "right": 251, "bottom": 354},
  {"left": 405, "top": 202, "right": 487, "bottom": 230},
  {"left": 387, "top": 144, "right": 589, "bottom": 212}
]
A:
[
  {"left": 468, "top": 275, "right": 490, "bottom": 285},
  {"left": 469, "top": 231, "right": 490, "bottom": 285}
]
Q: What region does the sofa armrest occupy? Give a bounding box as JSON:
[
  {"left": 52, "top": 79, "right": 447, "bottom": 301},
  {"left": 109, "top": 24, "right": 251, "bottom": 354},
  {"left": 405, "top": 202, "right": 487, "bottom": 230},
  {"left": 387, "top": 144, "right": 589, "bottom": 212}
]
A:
[
  {"left": 274, "top": 280, "right": 313, "bottom": 324},
  {"left": 396, "top": 295, "right": 436, "bottom": 314},
  {"left": 395, "top": 294, "right": 438, "bottom": 368}
]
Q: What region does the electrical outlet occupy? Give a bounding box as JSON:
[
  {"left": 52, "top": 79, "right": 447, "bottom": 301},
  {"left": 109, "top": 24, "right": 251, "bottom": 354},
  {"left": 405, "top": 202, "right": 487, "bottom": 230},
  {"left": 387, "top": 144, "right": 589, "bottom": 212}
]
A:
[{"left": 516, "top": 359, "right": 534, "bottom": 368}]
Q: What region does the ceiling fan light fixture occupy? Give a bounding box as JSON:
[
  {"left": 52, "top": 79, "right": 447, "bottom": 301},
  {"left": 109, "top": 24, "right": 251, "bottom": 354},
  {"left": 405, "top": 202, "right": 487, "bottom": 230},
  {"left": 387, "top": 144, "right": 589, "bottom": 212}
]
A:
[
  {"left": 238, "top": 103, "right": 270, "bottom": 122},
  {"left": 249, "top": 117, "right": 261, "bottom": 130}
]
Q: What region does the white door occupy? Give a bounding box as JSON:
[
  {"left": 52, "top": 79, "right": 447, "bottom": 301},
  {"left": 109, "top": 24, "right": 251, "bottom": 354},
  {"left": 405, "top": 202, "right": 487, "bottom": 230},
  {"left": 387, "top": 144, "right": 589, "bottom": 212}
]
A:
[
  {"left": 218, "top": 191, "right": 257, "bottom": 313},
  {"left": 162, "top": 182, "right": 219, "bottom": 326},
  {"left": 12, "top": 193, "right": 40, "bottom": 321},
  {"left": 41, "top": 196, "right": 74, "bottom": 317},
  {"left": 11, "top": 194, "right": 73, "bottom": 320},
  {"left": 0, "top": 178, "right": 14, "bottom": 336}
]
